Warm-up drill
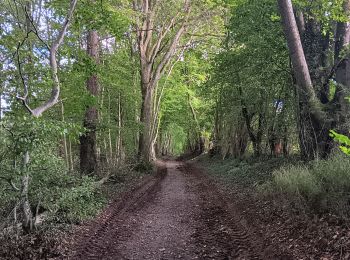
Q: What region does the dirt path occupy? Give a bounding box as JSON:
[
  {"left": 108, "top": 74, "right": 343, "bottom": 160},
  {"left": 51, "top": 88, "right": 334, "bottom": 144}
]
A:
[{"left": 72, "top": 161, "right": 274, "bottom": 259}]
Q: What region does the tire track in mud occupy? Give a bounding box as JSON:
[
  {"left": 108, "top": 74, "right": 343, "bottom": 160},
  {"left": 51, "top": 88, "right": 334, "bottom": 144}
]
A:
[
  {"left": 181, "top": 163, "right": 263, "bottom": 260},
  {"left": 72, "top": 162, "right": 167, "bottom": 259}
]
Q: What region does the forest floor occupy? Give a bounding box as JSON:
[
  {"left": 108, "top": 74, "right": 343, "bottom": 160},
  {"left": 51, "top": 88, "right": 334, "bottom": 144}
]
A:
[{"left": 69, "top": 160, "right": 292, "bottom": 260}]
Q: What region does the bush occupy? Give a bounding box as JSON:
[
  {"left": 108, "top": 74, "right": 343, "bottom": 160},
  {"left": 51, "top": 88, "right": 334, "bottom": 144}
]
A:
[
  {"left": 55, "top": 176, "right": 106, "bottom": 224},
  {"left": 263, "top": 153, "right": 350, "bottom": 217},
  {"left": 0, "top": 150, "right": 106, "bottom": 226},
  {"left": 0, "top": 116, "right": 105, "bottom": 227},
  {"left": 134, "top": 160, "right": 154, "bottom": 174}
]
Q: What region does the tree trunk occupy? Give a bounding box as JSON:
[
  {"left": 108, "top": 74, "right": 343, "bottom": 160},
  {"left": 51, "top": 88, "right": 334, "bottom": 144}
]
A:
[
  {"left": 80, "top": 30, "right": 99, "bottom": 174},
  {"left": 21, "top": 152, "right": 32, "bottom": 233},
  {"left": 134, "top": 0, "right": 191, "bottom": 162},
  {"left": 278, "top": 0, "right": 314, "bottom": 101},
  {"left": 295, "top": 10, "right": 305, "bottom": 36},
  {"left": 0, "top": 83, "right": 2, "bottom": 121},
  {"left": 116, "top": 92, "right": 123, "bottom": 164},
  {"left": 139, "top": 84, "right": 156, "bottom": 162},
  {"left": 231, "top": 122, "right": 248, "bottom": 158},
  {"left": 61, "top": 101, "right": 69, "bottom": 169},
  {"left": 69, "top": 137, "right": 74, "bottom": 171},
  {"left": 278, "top": 0, "right": 330, "bottom": 159},
  {"left": 238, "top": 81, "right": 264, "bottom": 157}
]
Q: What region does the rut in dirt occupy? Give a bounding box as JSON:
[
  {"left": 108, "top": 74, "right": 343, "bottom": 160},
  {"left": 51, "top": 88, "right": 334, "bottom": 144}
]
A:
[{"left": 72, "top": 160, "right": 268, "bottom": 260}]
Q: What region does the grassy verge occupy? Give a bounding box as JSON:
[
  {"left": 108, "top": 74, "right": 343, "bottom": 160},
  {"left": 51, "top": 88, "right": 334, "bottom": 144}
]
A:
[
  {"left": 195, "top": 154, "right": 298, "bottom": 188},
  {"left": 262, "top": 153, "right": 350, "bottom": 218},
  {"left": 197, "top": 152, "right": 350, "bottom": 218},
  {"left": 196, "top": 153, "right": 350, "bottom": 258}
]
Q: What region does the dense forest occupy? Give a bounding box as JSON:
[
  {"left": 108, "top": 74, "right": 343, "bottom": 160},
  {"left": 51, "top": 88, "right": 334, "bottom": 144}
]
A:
[{"left": 1, "top": 0, "right": 350, "bottom": 259}]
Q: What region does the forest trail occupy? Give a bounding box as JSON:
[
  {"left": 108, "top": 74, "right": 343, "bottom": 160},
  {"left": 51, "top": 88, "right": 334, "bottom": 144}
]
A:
[{"left": 72, "top": 161, "right": 273, "bottom": 260}]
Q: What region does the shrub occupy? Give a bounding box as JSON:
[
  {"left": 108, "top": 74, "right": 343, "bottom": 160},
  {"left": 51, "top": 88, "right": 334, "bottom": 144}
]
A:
[
  {"left": 0, "top": 115, "right": 105, "bottom": 227},
  {"left": 55, "top": 176, "right": 106, "bottom": 224}
]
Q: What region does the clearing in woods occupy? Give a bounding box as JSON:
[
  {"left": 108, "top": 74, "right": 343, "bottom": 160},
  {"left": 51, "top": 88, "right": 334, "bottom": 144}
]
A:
[{"left": 72, "top": 160, "right": 286, "bottom": 259}]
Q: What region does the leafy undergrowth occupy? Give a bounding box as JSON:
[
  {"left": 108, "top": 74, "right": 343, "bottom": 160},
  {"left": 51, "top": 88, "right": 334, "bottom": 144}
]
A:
[
  {"left": 0, "top": 165, "right": 147, "bottom": 260},
  {"left": 196, "top": 154, "right": 350, "bottom": 259},
  {"left": 195, "top": 154, "right": 298, "bottom": 187}
]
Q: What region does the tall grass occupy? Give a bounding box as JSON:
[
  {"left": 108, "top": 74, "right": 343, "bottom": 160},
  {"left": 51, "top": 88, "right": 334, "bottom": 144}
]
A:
[{"left": 263, "top": 153, "right": 350, "bottom": 217}]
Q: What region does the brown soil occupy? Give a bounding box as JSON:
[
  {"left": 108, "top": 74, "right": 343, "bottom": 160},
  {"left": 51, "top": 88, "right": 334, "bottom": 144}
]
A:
[{"left": 70, "top": 160, "right": 287, "bottom": 260}]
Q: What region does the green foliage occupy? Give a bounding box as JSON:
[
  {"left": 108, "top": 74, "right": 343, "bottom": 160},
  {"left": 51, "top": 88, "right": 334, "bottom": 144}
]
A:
[
  {"left": 294, "top": 0, "right": 347, "bottom": 32},
  {"left": 204, "top": 0, "right": 296, "bottom": 156},
  {"left": 0, "top": 115, "right": 103, "bottom": 224},
  {"left": 55, "top": 176, "right": 105, "bottom": 223},
  {"left": 273, "top": 166, "right": 321, "bottom": 202},
  {"left": 198, "top": 154, "right": 294, "bottom": 187},
  {"left": 265, "top": 154, "right": 350, "bottom": 217},
  {"left": 98, "top": 45, "right": 141, "bottom": 155},
  {"left": 73, "top": 0, "right": 130, "bottom": 36},
  {"left": 0, "top": 115, "right": 82, "bottom": 159},
  {"left": 159, "top": 50, "right": 213, "bottom": 155},
  {"left": 134, "top": 160, "right": 154, "bottom": 174},
  {"left": 330, "top": 130, "right": 350, "bottom": 155}
]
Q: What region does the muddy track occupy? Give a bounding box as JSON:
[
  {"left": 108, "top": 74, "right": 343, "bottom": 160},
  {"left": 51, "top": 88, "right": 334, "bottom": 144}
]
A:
[
  {"left": 71, "top": 161, "right": 279, "bottom": 259},
  {"left": 180, "top": 163, "right": 265, "bottom": 260},
  {"left": 72, "top": 162, "right": 167, "bottom": 259}
]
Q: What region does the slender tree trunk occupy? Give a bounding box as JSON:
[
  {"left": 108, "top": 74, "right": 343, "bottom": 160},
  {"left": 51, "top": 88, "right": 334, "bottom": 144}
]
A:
[
  {"left": 80, "top": 30, "right": 99, "bottom": 174},
  {"left": 107, "top": 92, "right": 113, "bottom": 164},
  {"left": 21, "top": 2, "right": 34, "bottom": 233},
  {"left": 116, "top": 92, "right": 122, "bottom": 164},
  {"left": 21, "top": 152, "right": 32, "bottom": 233},
  {"left": 238, "top": 81, "right": 263, "bottom": 157},
  {"left": 0, "top": 87, "right": 2, "bottom": 121},
  {"left": 61, "top": 101, "right": 69, "bottom": 169},
  {"left": 295, "top": 10, "right": 305, "bottom": 36},
  {"left": 69, "top": 137, "right": 74, "bottom": 171},
  {"left": 15, "top": 0, "right": 77, "bottom": 233}
]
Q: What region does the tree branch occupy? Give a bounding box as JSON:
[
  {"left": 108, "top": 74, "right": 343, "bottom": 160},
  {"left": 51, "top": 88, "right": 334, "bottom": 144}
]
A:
[
  {"left": 151, "top": 1, "right": 191, "bottom": 86},
  {"left": 16, "top": 0, "right": 78, "bottom": 118}
]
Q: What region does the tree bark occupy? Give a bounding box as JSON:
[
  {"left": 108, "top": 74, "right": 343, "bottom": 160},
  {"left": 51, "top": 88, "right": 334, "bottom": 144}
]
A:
[
  {"left": 61, "top": 101, "right": 70, "bottom": 169},
  {"left": 21, "top": 152, "right": 32, "bottom": 233},
  {"left": 80, "top": 30, "right": 99, "bottom": 174},
  {"left": 278, "top": 0, "right": 315, "bottom": 102},
  {"left": 278, "top": 0, "right": 331, "bottom": 159},
  {"left": 231, "top": 122, "right": 248, "bottom": 158},
  {"left": 295, "top": 10, "right": 305, "bottom": 36},
  {"left": 138, "top": 85, "right": 156, "bottom": 162}
]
